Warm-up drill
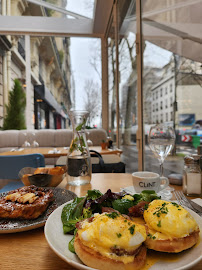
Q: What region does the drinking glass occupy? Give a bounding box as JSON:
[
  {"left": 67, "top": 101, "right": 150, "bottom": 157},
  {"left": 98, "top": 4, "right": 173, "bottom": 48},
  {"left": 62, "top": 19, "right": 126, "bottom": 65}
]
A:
[
  {"left": 30, "top": 132, "right": 39, "bottom": 148},
  {"left": 21, "top": 132, "right": 31, "bottom": 148},
  {"left": 148, "top": 124, "right": 175, "bottom": 177}
]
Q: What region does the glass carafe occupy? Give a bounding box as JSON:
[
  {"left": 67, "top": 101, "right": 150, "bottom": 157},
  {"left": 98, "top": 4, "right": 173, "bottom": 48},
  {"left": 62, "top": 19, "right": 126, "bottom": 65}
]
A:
[{"left": 66, "top": 110, "right": 92, "bottom": 186}]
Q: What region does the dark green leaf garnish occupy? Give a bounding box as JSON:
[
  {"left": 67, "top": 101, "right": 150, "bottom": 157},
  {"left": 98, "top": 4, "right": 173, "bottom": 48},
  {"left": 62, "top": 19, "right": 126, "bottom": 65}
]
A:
[
  {"left": 129, "top": 224, "right": 135, "bottom": 235},
  {"left": 105, "top": 212, "right": 119, "bottom": 219}
]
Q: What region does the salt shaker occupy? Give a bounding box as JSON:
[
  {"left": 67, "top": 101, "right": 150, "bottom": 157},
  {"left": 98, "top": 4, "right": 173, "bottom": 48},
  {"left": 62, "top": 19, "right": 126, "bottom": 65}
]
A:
[{"left": 183, "top": 155, "right": 202, "bottom": 197}]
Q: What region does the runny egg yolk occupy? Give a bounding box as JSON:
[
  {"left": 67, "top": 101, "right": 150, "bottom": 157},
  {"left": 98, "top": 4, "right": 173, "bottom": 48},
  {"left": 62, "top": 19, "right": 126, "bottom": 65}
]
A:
[
  {"left": 78, "top": 213, "right": 146, "bottom": 264},
  {"left": 144, "top": 200, "right": 199, "bottom": 239}
]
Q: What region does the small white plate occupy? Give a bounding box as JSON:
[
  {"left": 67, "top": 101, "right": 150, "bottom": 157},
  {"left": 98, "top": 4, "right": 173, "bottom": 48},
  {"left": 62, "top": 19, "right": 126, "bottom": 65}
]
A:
[{"left": 44, "top": 201, "right": 202, "bottom": 270}]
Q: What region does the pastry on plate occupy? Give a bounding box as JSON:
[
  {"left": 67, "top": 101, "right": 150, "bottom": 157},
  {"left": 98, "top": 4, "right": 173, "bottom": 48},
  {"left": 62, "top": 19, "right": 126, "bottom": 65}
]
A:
[{"left": 0, "top": 185, "right": 54, "bottom": 219}]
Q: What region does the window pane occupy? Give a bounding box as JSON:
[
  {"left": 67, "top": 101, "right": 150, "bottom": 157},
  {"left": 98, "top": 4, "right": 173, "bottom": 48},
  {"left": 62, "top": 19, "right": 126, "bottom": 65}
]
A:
[
  {"left": 107, "top": 1, "right": 139, "bottom": 171},
  {"left": 20, "top": 0, "right": 95, "bottom": 19},
  {"left": 0, "top": 34, "right": 101, "bottom": 129},
  {"left": 143, "top": 0, "right": 202, "bottom": 177}
]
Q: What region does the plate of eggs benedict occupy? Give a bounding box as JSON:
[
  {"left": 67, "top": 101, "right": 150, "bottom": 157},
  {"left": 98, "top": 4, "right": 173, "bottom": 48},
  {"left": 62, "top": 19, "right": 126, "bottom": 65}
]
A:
[{"left": 45, "top": 191, "right": 202, "bottom": 270}]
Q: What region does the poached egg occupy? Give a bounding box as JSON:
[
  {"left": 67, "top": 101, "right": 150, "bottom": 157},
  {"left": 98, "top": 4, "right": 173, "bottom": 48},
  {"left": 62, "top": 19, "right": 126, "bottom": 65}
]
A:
[
  {"left": 144, "top": 199, "right": 199, "bottom": 240},
  {"left": 77, "top": 212, "right": 146, "bottom": 264}
]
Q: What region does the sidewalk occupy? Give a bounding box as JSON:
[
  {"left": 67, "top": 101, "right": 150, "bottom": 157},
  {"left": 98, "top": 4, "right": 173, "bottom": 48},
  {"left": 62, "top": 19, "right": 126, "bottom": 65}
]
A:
[
  {"left": 176, "top": 145, "right": 197, "bottom": 156},
  {"left": 121, "top": 144, "right": 188, "bottom": 177}
]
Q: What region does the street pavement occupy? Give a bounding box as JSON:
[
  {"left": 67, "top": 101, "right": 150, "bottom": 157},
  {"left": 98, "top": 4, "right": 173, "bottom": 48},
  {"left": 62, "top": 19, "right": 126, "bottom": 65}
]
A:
[{"left": 120, "top": 144, "right": 197, "bottom": 178}]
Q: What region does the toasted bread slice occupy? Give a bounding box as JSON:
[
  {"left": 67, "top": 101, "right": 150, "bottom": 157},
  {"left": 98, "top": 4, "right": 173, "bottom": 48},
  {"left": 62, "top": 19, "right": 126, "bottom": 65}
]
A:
[
  {"left": 145, "top": 228, "right": 200, "bottom": 253},
  {"left": 74, "top": 234, "right": 147, "bottom": 270}
]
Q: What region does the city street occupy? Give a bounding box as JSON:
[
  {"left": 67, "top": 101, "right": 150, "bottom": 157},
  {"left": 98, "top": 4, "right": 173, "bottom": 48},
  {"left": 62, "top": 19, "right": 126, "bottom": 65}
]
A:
[{"left": 121, "top": 144, "right": 197, "bottom": 177}]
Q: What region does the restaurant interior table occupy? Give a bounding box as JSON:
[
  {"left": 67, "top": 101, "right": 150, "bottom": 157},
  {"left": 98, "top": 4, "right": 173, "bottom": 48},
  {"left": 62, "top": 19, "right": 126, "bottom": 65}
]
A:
[
  {"left": 0, "top": 173, "right": 201, "bottom": 270},
  {"left": 0, "top": 146, "right": 123, "bottom": 158}
]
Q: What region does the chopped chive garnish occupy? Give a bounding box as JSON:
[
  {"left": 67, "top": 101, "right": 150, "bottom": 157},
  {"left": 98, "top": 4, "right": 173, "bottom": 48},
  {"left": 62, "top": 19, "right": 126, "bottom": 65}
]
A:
[
  {"left": 129, "top": 225, "right": 135, "bottom": 235},
  {"left": 157, "top": 220, "right": 161, "bottom": 227},
  {"left": 105, "top": 212, "right": 119, "bottom": 219}
]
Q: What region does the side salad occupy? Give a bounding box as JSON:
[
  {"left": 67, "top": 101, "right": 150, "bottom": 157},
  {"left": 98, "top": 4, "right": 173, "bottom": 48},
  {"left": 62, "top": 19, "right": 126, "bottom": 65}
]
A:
[{"left": 61, "top": 189, "right": 160, "bottom": 253}]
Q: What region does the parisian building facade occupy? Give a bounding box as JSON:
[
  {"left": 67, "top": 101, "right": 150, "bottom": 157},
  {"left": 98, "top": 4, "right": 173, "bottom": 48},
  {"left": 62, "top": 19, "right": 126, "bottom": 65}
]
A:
[
  {"left": 150, "top": 57, "right": 202, "bottom": 129},
  {"left": 0, "top": 0, "right": 74, "bottom": 129}
]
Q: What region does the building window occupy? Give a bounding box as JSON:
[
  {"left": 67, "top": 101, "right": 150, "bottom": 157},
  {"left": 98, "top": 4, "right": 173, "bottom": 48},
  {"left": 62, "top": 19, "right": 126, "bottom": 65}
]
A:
[
  {"left": 165, "top": 99, "right": 168, "bottom": 108},
  {"left": 156, "top": 91, "right": 158, "bottom": 99},
  {"left": 156, "top": 115, "right": 158, "bottom": 123},
  {"left": 153, "top": 93, "right": 155, "bottom": 101},
  {"left": 156, "top": 103, "right": 158, "bottom": 111},
  {"left": 161, "top": 114, "right": 163, "bottom": 123},
  {"left": 170, "top": 112, "right": 173, "bottom": 121},
  {"left": 160, "top": 88, "right": 162, "bottom": 97},
  {"left": 165, "top": 87, "right": 168, "bottom": 94},
  {"left": 166, "top": 113, "right": 168, "bottom": 121},
  {"left": 153, "top": 104, "right": 155, "bottom": 112},
  {"left": 170, "top": 84, "right": 173, "bottom": 92},
  {"left": 170, "top": 97, "right": 173, "bottom": 107},
  {"left": 160, "top": 101, "right": 163, "bottom": 110}
]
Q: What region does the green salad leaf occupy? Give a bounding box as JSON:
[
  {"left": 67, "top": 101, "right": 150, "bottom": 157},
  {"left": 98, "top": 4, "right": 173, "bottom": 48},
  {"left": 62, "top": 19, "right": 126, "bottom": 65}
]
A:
[
  {"left": 68, "top": 236, "right": 75, "bottom": 253},
  {"left": 112, "top": 199, "right": 134, "bottom": 214},
  {"left": 138, "top": 190, "right": 159, "bottom": 202},
  {"left": 61, "top": 197, "right": 86, "bottom": 233},
  {"left": 86, "top": 189, "right": 103, "bottom": 200},
  {"left": 68, "top": 229, "right": 78, "bottom": 253}
]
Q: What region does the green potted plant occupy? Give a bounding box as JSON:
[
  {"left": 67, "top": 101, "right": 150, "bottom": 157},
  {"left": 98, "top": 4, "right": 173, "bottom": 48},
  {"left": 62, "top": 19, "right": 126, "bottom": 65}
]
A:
[
  {"left": 3, "top": 79, "right": 26, "bottom": 130},
  {"left": 101, "top": 140, "right": 108, "bottom": 150}
]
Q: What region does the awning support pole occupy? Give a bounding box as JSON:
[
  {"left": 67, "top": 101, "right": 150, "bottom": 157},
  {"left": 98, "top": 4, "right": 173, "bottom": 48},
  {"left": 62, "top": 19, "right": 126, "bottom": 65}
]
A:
[
  {"left": 114, "top": 0, "right": 120, "bottom": 148},
  {"left": 101, "top": 37, "right": 109, "bottom": 132},
  {"left": 25, "top": 35, "right": 32, "bottom": 129},
  {"left": 136, "top": 0, "right": 144, "bottom": 171}
]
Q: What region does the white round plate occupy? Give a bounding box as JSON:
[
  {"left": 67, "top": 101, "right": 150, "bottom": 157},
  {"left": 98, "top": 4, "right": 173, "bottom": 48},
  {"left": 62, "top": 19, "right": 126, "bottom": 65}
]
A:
[{"left": 44, "top": 201, "right": 202, "bottom": 270}]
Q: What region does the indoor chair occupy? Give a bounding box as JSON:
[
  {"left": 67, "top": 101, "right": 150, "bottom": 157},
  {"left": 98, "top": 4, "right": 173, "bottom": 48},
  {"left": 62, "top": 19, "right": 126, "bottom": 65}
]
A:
[{"left": 0, "top": 153, "right": 45, "bottom": 192}]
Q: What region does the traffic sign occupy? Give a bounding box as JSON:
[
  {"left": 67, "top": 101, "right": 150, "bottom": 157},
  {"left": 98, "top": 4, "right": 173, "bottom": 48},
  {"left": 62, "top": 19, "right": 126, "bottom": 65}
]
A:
[{"left": 181, "top": 135, "right": 192, "bottom": 142}]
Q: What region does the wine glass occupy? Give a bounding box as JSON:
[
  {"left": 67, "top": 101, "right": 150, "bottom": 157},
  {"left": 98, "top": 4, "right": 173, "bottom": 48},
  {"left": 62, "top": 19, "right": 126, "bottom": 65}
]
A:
[
  {"left": 30, "top": 132, "right": 39, "bottom": 148},
  {"left": 148, "top": 124, "right": 175, "bottom": 178},
  {"left": 21, "top": 132, "right": 31, "bottom": 148}
]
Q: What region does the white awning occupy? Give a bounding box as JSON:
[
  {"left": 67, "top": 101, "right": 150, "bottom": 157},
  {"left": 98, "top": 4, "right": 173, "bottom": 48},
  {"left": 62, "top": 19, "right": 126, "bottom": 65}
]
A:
[
  {"left": 121, "top": 0, "right": 202, "bottom": 63},
  {"left": 0, "top": 0, "right": 201, "bottom": 62}
]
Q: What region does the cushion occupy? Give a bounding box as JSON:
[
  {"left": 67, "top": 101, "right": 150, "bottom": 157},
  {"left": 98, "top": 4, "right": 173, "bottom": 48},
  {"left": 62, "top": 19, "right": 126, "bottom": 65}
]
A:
[
  {"left": 87, "top": 129, "right": 107, "bottom": 146},
  {"left": 0, "top": 130, "right": 19, "bottom": 148},
  {"left": 54, "top": 129, "right": 73, "bottom": 147},
  {"left": 35, "top": 129, "right": 55, "bottom": 147}
]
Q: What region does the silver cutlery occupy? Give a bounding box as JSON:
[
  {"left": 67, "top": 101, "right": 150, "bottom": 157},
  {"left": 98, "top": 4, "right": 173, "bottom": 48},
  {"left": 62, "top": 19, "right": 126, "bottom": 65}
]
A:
[{"left": 174, "top": 190, "right": 202, "bottom": 216}]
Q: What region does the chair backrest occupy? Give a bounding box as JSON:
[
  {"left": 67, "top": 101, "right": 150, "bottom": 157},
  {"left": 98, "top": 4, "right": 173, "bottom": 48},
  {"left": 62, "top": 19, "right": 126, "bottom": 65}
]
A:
[{"left": 0, "top": 154, "right": 45, "bottom": 180}]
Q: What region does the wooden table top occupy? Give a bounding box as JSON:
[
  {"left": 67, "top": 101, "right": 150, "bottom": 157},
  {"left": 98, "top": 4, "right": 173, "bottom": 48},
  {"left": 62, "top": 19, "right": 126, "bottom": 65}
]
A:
[
  {"left": 0, "top": 146, "right": 122, "bottom": 158},
  {"left": 0, "top": 173, "right": 201, "bottom": 270}
]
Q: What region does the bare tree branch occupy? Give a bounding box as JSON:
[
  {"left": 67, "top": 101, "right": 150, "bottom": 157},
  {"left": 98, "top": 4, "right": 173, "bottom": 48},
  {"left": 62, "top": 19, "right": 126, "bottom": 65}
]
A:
[{"left": 83, "top": 79, "right": 101, "bottom": 127}]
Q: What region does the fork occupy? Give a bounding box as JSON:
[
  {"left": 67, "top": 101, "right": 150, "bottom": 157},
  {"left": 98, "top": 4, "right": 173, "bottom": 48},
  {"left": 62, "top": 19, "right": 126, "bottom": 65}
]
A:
[{"left": 174, "top": 191, "right": 202, "bottom": 216}]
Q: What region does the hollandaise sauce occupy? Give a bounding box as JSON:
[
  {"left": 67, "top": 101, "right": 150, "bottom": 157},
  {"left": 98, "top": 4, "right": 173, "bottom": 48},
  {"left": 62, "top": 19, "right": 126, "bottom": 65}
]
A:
[
  {"left": 144, "top": 200, "right": 199, "bottom": 239},
  {"left": 78, "top": 212, "right": 147, "bottom": 264},
  {"left": 141, "top": 250, "right": 181, "bottom": 270}
]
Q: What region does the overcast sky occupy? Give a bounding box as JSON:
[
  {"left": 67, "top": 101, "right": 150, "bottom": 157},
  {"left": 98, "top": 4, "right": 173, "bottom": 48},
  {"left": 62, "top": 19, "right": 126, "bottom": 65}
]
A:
[
  {"left": 65, "top": 0, "right": 172, "bottom": 122},
  {"left": 66, "top": 0, "right": 101, "bottom": 113}
]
